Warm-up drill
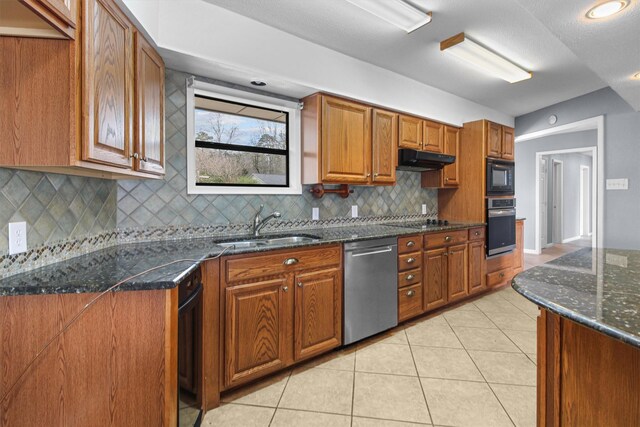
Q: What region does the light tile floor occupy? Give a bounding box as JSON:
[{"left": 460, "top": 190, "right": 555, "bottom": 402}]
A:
[{"left": 202, "top": 286, "right": 539, "bottom": 427}]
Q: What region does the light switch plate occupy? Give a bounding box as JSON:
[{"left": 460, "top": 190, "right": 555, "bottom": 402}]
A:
[
  {"left": 312, "top": 207, "right": 319, "bottom": 221},
  {"left": 8, "top": 222, "right": 27, "bottom": 255},
  {"left": 422, "top": 204, "right": 427, "bottom": 215},
  {"left": 351, "top": 205, "right": 358, "bottom": 218},
  {"left": 606, "top": 178, "right": 628, "bottom": 190}
]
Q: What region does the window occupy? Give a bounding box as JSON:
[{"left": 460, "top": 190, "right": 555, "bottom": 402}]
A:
[{"left": 187, "top": 81, "right": 301, "bottom": 195}]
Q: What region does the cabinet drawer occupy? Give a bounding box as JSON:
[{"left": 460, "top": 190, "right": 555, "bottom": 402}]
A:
[
  {"left": 398, "top": 235, "right": 423, "bottom": 254},
  {"left": 468, "top": 227, "right": 485, "bottom": 241},
  {"left": 398, "top": 252, "right": 422, "bottom": 272},
  {"left": 487, "top": 268, "right": 513, "bottom": 288},
  {"left": 398, "top": 283, "right": 423, "bottom": 322},
  {"left": 424, "top": 230, "right": 467, "bottom": 249},
  {"left": 224, "top": 245, "right": 341, "bottom": 283},
  {"left": 398, "top": 268, "right": 422, "bottom": 288}
]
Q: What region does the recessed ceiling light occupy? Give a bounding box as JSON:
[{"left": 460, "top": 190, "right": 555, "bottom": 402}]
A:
[
  {"left": 440, "top": 33, "right": 532, "bottom": 83},
  {"left": 586, "top": 1, "right": 629, "bottom": 19},
  {"left": 250, "top": 80, "right": 267, "bottom": 87},
  {"left": 633, "top": 72, "right": 640, "bottom": 80},
  {"left": 345, "top": 0, "right": 432, "bottom": 33}
]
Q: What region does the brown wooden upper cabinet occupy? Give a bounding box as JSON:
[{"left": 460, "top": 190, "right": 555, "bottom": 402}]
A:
[
  {"left": 423, "top": 120, "right": 444, "bottom": 153},
  {"left": 0, "top": 0, "right": 165, "bottom": 179},
  {"left": 398, "top": 115, "right": 422, "bottom": 150},
  {"left": 486, "top": 121, "right": 515, "bottom": 160},
  {"left": 302, "top": 94, "right": 397, "bottom": 185},
  {"left": 0, "top": 0, "right": 77, "bottom": 39},
  {"left": 420, "top": 126, "right": 460, "bottom": 189}
]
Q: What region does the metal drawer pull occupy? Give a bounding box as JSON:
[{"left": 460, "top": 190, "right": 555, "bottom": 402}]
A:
[
  {"left": 282, "top": 286, "right": 289, "bottom": 292},
  {"left": 406, "top": 241, "right": 415, "bottom": 247},
  {"left": 406, "top": 274, "right": 415, "bottom": 281},
  {"left": 444, "top": 236, "right": 452, "bottom": 242},
  {"left": 475, "top": 231, "right": 481, "bottom": 236},
  {"left": 407, "top": 290, "right": 415, "bottom": 297},
  {"left": 283, "top": 258, "right": 299, "bottom": 265},
  {"left": 129, "top": 153, "right": 139, "bottom": 159},
  {"left": 406, "top": 257, "right": 415, "bottom": 263},
  {"left": 297, "top": 282, "right": 303, "bottom": 287},
  {"left": 499, "top": 272, "right": 505, "bottom": 278}
]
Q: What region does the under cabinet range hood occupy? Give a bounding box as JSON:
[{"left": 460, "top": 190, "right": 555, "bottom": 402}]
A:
[{"left": 397, "top": 149, "right": 456, "bottom": 171}]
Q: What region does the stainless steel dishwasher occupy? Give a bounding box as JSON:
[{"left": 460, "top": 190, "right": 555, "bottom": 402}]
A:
[{"left": 343, "top": 237, "right": 398, "bottom": 345}]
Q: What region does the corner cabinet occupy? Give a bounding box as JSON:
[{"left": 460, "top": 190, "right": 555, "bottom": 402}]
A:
[
  {"left": 486, "top": 121, "right": 514, "bottom": 161},
  {"left": 302, "top": 94, "right": 397, "bottom": 186},
  {"left": 0, "top": 0, "right": 165, "bottom": 179},
  {"left": 421, "top": 126, "right": 461, "bottom": 189}
]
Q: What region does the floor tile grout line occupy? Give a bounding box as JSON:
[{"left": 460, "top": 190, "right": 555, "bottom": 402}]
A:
[
  {"left": 268, "top": 370, "right": 292, "bottom": 426},
  {"left": 442, "top": 312, "right": 517, "bottom": 427},
  {"left": 408, "top": 329, "right": 435, "bottom": 426},
  {"left": 353, "top": 413, "right": 433, "bottom": 425}
]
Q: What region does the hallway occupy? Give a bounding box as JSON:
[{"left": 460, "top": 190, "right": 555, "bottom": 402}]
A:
[{"left": 524, "top": 238, "right": 591, "bottom": 270}]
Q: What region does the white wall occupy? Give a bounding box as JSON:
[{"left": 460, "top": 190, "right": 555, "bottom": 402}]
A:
[{"left": 121, "top": 0, "right": 513, "bottom": 127}]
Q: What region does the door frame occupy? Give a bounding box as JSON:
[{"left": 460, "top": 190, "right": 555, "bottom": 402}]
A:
[
  {"left": 580, "top": 165, "right": 591, "bottom": 237},
  {"left": 551, "top": 159, "right": 564, "bottom": 244},
  {"left": 516, "top": 116, "right": 603, "bottom": 254},
  {"left": 539, "top": 157, "right": 550, "bottom": 248}
]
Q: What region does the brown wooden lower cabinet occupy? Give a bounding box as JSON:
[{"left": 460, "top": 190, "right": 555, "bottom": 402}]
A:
[
  {"left": 538, "top": 309, "right": 640, "bottom": 426},
  {"left": 424, "top": 247, "right": 448, "bottom": 311},
  {"left": 0, "top": 288, "right": 178, "bottom": 427},
  {"left": 468, "top": 239, "right": 486, "bottom": 294},
  {"left": 446, "top": 243, "right": 468, "bottom": 302},
  {"left": 398, "top": 283, "right": 423, "bottom": 322},
  {"left": 220, "top": 245, "right": 342, "bottom": 391}
]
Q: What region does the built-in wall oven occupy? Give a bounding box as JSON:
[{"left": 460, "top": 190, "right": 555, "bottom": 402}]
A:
[
  {"left": 487, "top": 159, "right": 515, "bottom": 196},
  {"left": 486, "top": 198, "right": 516, "bottom": 256}
]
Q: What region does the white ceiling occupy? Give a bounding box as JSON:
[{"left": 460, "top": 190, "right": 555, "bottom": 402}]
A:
[
  {"left": 203, "top": 0, "right": 615, "bottom": 116},
  {"left": 513, "top": 0, "right": 640, "bottom": 111}
]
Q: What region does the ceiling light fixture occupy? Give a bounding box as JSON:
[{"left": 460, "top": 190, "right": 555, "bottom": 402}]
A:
[
  {"left": 586, "top": 1, "right": 629, "bottom": 19},
  {"left": 345, "top": 0, "right": 431, "bottom": 33},
  {"left": 440, "top": 33, "right": 532, "bottom": 83},
  {"left": 633, "top": 72, "right": 640, "bottom": 80}
]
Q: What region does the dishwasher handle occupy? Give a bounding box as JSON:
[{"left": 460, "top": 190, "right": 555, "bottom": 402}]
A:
[{"left": 350, "top": 246, "right": 394, "bottom": 257}]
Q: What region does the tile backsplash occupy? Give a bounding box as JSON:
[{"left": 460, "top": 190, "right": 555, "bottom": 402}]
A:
[
  {"left": 0, "top": 168, "right": 117, "bottom": 254},
  {"left": 117, "top": 69, "right": 438, "bottom": 229}
]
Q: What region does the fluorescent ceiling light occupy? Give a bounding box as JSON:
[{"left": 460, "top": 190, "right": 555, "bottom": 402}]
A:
[
  {"left": 345, "top": 0, "right": 431, "bottom": 33},
  {"left": 440, "top": 33, "right": 532, "bottom": 83},
  {"left": 633, "top": 71, "right": 640, "bottom": 80},
  {"left": 586, "top": 1, "right": 629, "bottom": 19}
]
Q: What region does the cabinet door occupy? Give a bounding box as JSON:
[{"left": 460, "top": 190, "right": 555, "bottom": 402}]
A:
[
  {"left": 371, "top": 109, "right": 397, "bottom": 184},
  {"left": 294, "top": 269, "right": 342, "bottom": 361},
  {"left": 502, "top": 126, "right": 515, "bottom": 160},
  {"left": 487, "top": 122, "right": 502, "bottom": 158},
  {"left": 15, "top": 0, "right": 77, "bottom": 38},
  {"left": 468, "top": 240, "right": 486, "bottom": 295},
  {"left": 82, "top": 0, "right": 134, "bottom": 169},
  {"left": 442, "top": 126, "right": 460, "bottom": 187},
  {"left": 424, "top": 248, "right": 448, "bottom": 311},
  {"left": 321, "top": 96, "right": 371, "bottom": 183},
  {"left": 423, "top": 120, "right": 444, "bottom": 153},
  {"left": 225, "top": 278, "right": 291, "bottom": 388},
  {"left": 398, "top": 115, "right": 422, "bottom": 150},
  {"left": 135, "top": 32, "right": 165, "bottom": 175},
  {"left": 513, "top": 220, "right": 524, "bottom": 273},
  {"left": 447, "top": 243, "right": 468, "bottom": 302},
  {"left": 178, "top": 298, "right": 198, "bottom": 394}
]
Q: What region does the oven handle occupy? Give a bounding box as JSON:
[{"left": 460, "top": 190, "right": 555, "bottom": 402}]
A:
[
  {"left": 178, "top": 282, "right": 203, "bottom": 314},
  {"left": 488, "top": 208, "right": 516, "bottom": 218}
]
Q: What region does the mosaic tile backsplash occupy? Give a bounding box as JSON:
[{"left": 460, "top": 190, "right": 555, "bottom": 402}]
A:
[
  {"left": 0, "top": 168, "right": 117, "bottom": 254},
  {"left": 116, "top": 69, "right": 438, "bottom": 229}
]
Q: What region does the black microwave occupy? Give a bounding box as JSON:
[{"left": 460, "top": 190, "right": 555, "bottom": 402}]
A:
[{"left": 486, "top": 159, "right": 515, "bottom": 196}]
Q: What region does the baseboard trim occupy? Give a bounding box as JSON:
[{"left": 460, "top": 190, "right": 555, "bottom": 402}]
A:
[
  {"left": 524, "top": 249, "right": 539, "bottom": 255},
  {"left": 562, "top": 236, "right": 582, "bottom": 243}
]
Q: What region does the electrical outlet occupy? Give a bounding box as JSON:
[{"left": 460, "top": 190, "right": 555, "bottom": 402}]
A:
[
  {"left": 606, "top": 178, "right": 628, "bottom": 190},
  {"left": 8, "top": 222, "right": 27, "bottom": 255},
  {"left": 351, "top": 205, "right": 358, "bottom": 218},
  {"left": 422, "top": 204, "right": 427, "bottom": 215},
  {"left": 312, "top": 207, "right": 319, "bottom": 221}
]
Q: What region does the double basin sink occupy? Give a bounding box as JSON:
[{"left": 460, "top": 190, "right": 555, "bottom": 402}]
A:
[{"left": 215, "top": 234, "right": 321, "bottom": 249}]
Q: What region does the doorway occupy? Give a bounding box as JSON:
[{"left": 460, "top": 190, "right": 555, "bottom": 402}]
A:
[
  {"left": 539, "top": 157, "right": 548, "bottom": 249},
  {"left": 551, "top": 160, "right": 563, "bottom": 244}
]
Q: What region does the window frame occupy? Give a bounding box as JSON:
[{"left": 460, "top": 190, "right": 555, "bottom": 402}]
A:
[{"left": 186, "top": 80, "right": 302, "bottom": 195}]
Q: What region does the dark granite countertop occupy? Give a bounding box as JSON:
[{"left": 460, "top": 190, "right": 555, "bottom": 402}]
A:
[
  {"left": 0, "top": 222, "right": 484, "bottom": 296},
  {"left": 512, "top": 248, "right": 640, "bottom": 348}
]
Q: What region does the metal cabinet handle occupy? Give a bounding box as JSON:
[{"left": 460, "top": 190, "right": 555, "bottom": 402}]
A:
[
  {"left": 283, "top": 258, "right": 299, "bottom": 265},
  {"left": 129, "top": 153, "right": 139, "bottom": 159},
  {"left": 366, "top": 173, "right": 371, "bottom": 177},
  {"left": 282, "top": 286, "right": 289, "bottom": 292},
  {"left": 445, "top": 178, "right": 449, "bottom": 181},
  {"left": 407, "top": 290, "right": 415, "bottom": 297},
  {"left": 444, "top": 252, "right": 448, "bottom": 257},
  {"left": 140, "top": 156, "right": 148, "bottom": 162},
  {"left": 406, "top": 274, "right": 415, "bottom": 281},
  {"left": 474, "top": 231, "right": 481, "bottom": 236},
  {"left": 499, "top": 272, "right": 505, "bottom": 278},
  {"left": 445, "top": 236, "right": 452, "bottom": 242},
  {"left": 297, "top": 282, "right": 303, "bottom": 288},
  {"left": 406, "top": 257, "right": 415, "bottom": 263},
  {"left": 374, "top": 173, "right": 379, "bottom": 177},
  {"left": 406, "top": 241, "right": 415, "bottom": 247}
]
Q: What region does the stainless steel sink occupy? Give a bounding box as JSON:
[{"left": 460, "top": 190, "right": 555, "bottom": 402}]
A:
[{"left": 216, "top": 234, "right": 320, "bottom": 248}]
